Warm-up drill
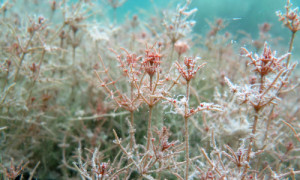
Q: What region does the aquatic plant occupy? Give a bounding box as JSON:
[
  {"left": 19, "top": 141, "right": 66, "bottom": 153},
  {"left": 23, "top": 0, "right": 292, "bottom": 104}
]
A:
[
  {"left": 0, "top": 0, "right": 299, "bottom": 179},
  {"left": 277, "top": 0, "right": 300, "bottom": 66}
]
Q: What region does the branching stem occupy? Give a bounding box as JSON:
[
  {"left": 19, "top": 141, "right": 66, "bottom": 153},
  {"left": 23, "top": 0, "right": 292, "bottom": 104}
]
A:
[
  {"left": 242, "top": 111, "right": 259, "bottom": 180},
  {"left": 184, "top": 80, "right": 190, "bottom": 180},
  {"left": 286, "top": 31, "right": 296, "bottom": 67}
]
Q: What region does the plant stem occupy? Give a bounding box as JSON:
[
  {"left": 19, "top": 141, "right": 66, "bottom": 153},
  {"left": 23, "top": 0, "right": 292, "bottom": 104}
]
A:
[
  {"left": 186, "top": 81, "right": 190, "bottom": 102},
  {"left": 2, "top": 66, "right": 10, "bottom": 91},
  {"left": 72, "top": 46, "right": 76, "bottom": 64},
  {"left": 263, "top": 107, "right": 274, "bottom": 143},
  {"left": 286, "top": 31, "right": 296, "bottom": 67},
  {"left": 184, "top": 116, "right": 189, "bottom": 180},
  {"left": 129, "top": 80, "right": 135, "bottom": 150},
  {"left": 259, "top": 75, "right": 264, "bottom": 94},
  {"left": 185, "top": 80, "right": 190, "bottom": 180},
  {"left": 149, "top": 75, "right": 153, "bottom": 92},
  {"left": 177, "top": 53, "right": 181, "bottom": 62},
  {"left": 146, "top": 105, "right": 153, "bottom": 152},
  {"left": 242, "top": 111, "right": 259, "bottom": 180},
  {"left": 27, "top": 50, "right": 46, "bottom": 106},
  {"left": 14, "top": 33, "right": 34, "bottom": 82},
  {"left": 170, "top": 42, "right": 175, "bottom": 62},
  {"left": 146, "top": 75, "right": 153, "bottom": 152},
  {"left": 157, "top": 162, "right": 162, "bottom": 179},
  {"left": 129, "top": 111, "right": 134, "bottom": 149}
]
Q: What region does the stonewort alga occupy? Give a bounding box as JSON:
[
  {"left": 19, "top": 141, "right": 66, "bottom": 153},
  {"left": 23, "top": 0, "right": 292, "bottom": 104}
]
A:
[{"left": 0, "top": 0, "right": 299, "bottom": 179}]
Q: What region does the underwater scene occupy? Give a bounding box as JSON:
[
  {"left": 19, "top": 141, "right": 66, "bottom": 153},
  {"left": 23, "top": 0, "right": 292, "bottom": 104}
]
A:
[{"left": 0, "top": 0, "right": 300, "bottom": 179}]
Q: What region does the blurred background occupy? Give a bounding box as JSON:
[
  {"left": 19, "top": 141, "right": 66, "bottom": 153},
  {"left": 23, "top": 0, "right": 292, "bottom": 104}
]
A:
[
  {"left": 116, "top": 0, "right": 300, "bottom": 57},
  {"left": 6, "top": 0, "right": 300, "bottom": 57}
]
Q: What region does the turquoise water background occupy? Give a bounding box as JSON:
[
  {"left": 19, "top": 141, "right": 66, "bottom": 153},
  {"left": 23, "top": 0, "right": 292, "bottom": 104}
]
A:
[
  {"left": 83, "top": 0, "right": 300, "bottom": 56},
  {"left": 122, "top": 0, "right": 299, "bottom": 45},
  {"left": 5, "top": 0, "right": 300, "bottom": 56}
]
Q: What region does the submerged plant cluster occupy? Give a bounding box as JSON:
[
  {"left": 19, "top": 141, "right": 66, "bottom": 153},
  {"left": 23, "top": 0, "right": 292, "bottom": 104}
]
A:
[{"left": 0, "top": 0, "right": 299, "bottom": 179}]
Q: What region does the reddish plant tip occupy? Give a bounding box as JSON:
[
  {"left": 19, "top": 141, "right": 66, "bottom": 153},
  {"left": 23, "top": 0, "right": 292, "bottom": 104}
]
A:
[
  {"left": 132, "top": 15, "right": 138, "bottom": 21},
  {"left": 126, "top": 53, "right": 140, "bottom": 66},
  {"left": 37, "top": 17, "right": 43, "bottom": 24},
  {"left": 59, "top": 30, "right": 66, "bottom": 39},
  {"left": 29, "top": 63, "right": 37, "bottom": 73},
  {"left": 6, "top": 59, "right": 11, "bottom": 67},
  {"left": 51, "top": 1, "right": 56, "bottom": 11},
  {"left": 174, "top": 41, "right": 189, "bottom": 55},
  {"left": 286, "top": 141, "right": 294, "bottom": 152},
  {"left": 207, "top": 18, "right": 225, "bottom": 37},
  {"left": 259, "top": 22, "right": 271, "bottom": 33},
  {"left": 175, "top": 57, "right": 206, "bottom": 81},
  {"left": 242, "top": 42, "right": 288, "bottom": 77},
  {"left": 216, "top": 18, "right": 223, "bottom": 25},
  {"left": 4, "top": 159, "right": 28, "bottom": 179},
  {"left": 249, "top": 76, "right": 257, "bottom": 85},
  {"left": 248, "top": 175, "right": 254, "bottom": 179},
  {"left": 94, "top": 162, "right": 108, "bottom": 176},
  {"left": 161, "top": 140, "right": 173, "bottom": 151},
  {"left": 141, "top": 32, "right": 147, "bottom": 39},
  {"left": 206, "top": 171, "right": 214, "bottom": 179},
  {"left": 204, "top": 126, "right": 209, "bottom": 132},
  {"left": 158, "top": 42, "right": 163, "bottom": 47},
  {"left": 142, "top": 44, "right": 162, "bottom": 77},
  {"left": 119, "top": 48, "right": 141, "bottom": 67},
  {"left": 276, "top": 0, "right": 300, "bottom": 33}
]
